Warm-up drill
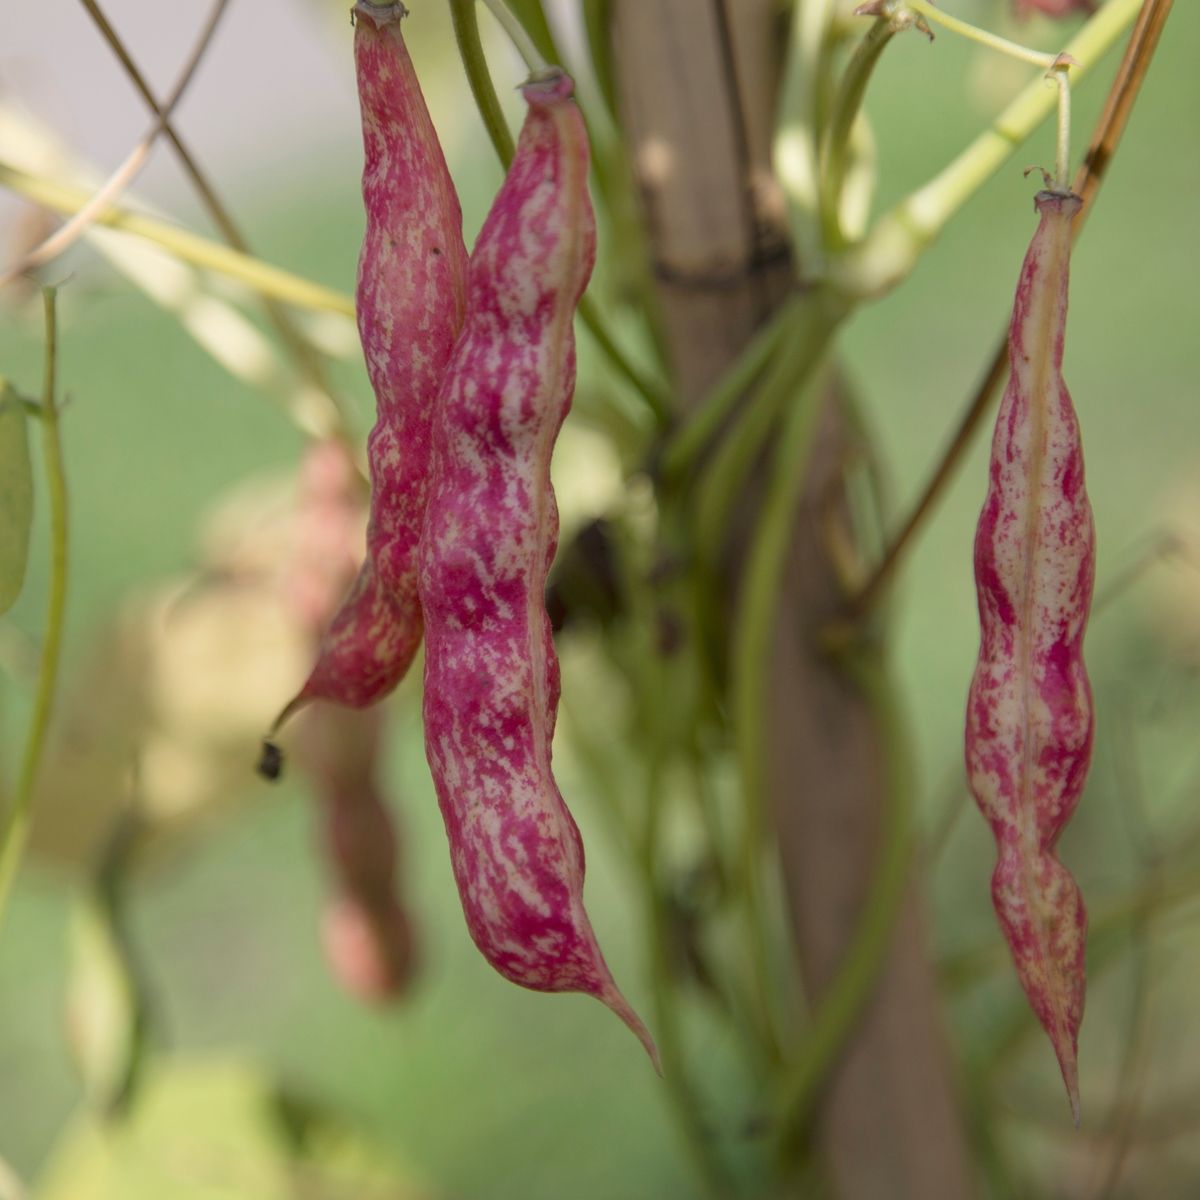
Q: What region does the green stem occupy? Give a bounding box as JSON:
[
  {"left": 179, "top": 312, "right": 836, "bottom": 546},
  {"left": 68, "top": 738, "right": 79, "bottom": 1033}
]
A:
[
  {"left": 623, "top": 567, "right": 734, "bottom": 1197},
  {"left": 639, "top": 750, "right": 734, "bottom": 1200},
  {"left": 503, "top": 0, "right": 559, "bottom": 65},
  {"left": 1053, "top": 65, "right": 1072, "bottom": 191},
  {"left": 773, "top": 646, "right": 915, "bottom": 1154},
  {"left": 581, "top": 0, "right": 618, "bottom": 119},
  {"left": 905, "top": 0, "right": 1058, "bottom": 69},
  {"left": 819, "top": 16, "right": 895, "bottom": 249},
  {"left": 774, "top": 0, "right": 839, "bottom": 270},
  {"left": 725, "top": 295, "right": 845, "bottom": 1069},
  {"left": 481, "top": 0, "right": 548, "bottom": 72},
  {"left": 660, "top": 294, "right": 802, "bottom": 483},
  {"left": 694, "top": 293, "right": 840, "bottom": 567},
  {"left": 0, "top": 290, "right": 70, "bottom": 930},
  {"left": 577, "top": 296, "right": 671, "bottom": 423},
  {"left": 832, "top": 0, "right": 1139, "bottom": 299},
  {"left": 0, "top": 160, "right": 354, "bottom": 316},
  {"left": 450, "top": 0, "right": 517, "bottom": 167}
]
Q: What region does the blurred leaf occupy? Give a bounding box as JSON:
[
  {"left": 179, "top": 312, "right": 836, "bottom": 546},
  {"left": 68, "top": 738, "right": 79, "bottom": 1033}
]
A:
[
  {"left": 0, "top": 383, "right": 33, "bottom": 615},
  {"left": 36, "top": 1058, "right": 434, "bottom": 1200}
]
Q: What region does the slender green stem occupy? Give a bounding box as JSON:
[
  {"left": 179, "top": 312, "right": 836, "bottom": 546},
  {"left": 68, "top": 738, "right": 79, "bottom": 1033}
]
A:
[
  {"left": 725, "top": 295, "right": 845, "bottom": 1067},
  {"left": 1053, "top": 65, "right": 1072, "bottom": 191},
  {"left": 481, "top": 0, "right": 548, "bottom": 72},
  {"left": 774, "top": 0, "right": 839, "bottom": 269},
  {"left": 660, "top": 294, "right": 802, "bottom": 483},
  {"left": 577, "top": 296, "right": 671, "bottom": 423},
  {"left": 450, "top": 0, "right": 517, "bottom": 167},
  {"left": 581, "top": 0, "right": 618, "bottom": 118},
  {"left": 819, "top": 17, "right": 895, "bottom": 249},
  {"left": 905, "top": 0, "right": 1058, "bottom": 69},
  {"left": 694, "top": 293, "right": 839, "bottom": 566},
  {"left": 639, "top": 749, "right": 734, "bottom": 1200},
  {"left": 832, "top": 0, "right": 1140, "bottom": 299},
  {"left": 773, "top": 647, "right": 915, "bottom": 1154},
  {"left": 0, "top": 291, "right": 70, "bottom": 930},
  {"left": 0, "top": 160, "right": 354, "bottom": 316},
  {"left": 621, "top": 558, "right": 734, "bottom": 1198},
  {"left": 503, "top": 0, "right": 560, "bottom": 65}
]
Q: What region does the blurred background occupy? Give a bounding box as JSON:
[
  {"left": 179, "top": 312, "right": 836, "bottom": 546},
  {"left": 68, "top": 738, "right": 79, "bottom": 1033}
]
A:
[{"left": 0, "top": 1, "right": 1197, "bottom": 1196}]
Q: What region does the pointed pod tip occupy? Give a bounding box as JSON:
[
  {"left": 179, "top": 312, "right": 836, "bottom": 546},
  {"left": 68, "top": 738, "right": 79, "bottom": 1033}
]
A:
[
  {"left": 596, "top": 982, "right": 660, "bottom": 1073},
  {"left": 1055, "top": 1040, "right": 1081, "bottom": 1129}
]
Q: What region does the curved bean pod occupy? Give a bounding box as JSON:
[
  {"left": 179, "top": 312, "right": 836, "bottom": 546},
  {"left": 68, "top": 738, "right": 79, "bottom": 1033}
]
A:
[
  {"left": 966, "top": 189, "right": 1093, "bottom": 1122},
  {"left": 419, "top": 70, "right": 656, "bottom": 1064}
]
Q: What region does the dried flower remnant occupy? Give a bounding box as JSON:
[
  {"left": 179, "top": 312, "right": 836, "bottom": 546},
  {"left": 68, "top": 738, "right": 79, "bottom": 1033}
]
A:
[
  {"left": 419, "top": 71, "right": 656, "bottom": 1065},
  {"left": 966, "top": 189, "right": 1093, "bottom": 1122},
  {"left": 262, "top": 1, "right": 468, "bottom": 761}
]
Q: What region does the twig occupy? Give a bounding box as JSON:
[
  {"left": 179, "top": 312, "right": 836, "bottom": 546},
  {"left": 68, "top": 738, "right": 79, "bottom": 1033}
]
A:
[
  {"left": 0, "top": 0, "right": 229, "bottom": 287},
  {"left": 0, "top": 160, "right": 354, "bottom": 316},
  {"left": 0, "top": 291, "right": 70, "bottom": 930},
  {"left": 77, "top": 0, "right": 346, "bottom": 425},
  {"left": 846, "top": 0, "right": 1175, "bottom": 619}
]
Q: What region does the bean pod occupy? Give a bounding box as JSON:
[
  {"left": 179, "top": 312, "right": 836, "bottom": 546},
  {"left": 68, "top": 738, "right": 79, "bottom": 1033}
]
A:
[
  {"left": 419, "top": 71, "right": 656, "bottom": 1063},
  {"left": 285, "top": 440, "right": 416, "bottom": 1002},
  {"left": 966, "top": 189, "right": 1093, "bottom": 1121},
  {"left": 309, "top": 703, "right": 416, "bottom": 1002},
  {"left": 270, "top": 1, "right": 468, "bottom": 734}
]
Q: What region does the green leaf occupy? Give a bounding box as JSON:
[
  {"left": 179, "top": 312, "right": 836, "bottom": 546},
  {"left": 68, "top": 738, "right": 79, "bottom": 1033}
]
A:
[{"left": 0, "top": 382, "right": 34, "bottom": 614}]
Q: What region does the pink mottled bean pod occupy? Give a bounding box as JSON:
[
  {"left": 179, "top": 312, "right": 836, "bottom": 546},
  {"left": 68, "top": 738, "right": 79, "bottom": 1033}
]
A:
[
  {"left": 269, "top": 1, "right": 468, "bottom": 735},
  {"left": 966, "top": 189, "right": 1093, "bottom": 1122},
  {"left": 419, "top": 70, "right": 656, "bottom": 1064}
]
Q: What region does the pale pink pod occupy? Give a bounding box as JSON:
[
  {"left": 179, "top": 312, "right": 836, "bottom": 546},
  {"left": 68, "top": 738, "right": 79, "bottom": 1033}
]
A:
[
  {"left": 419, "top": 71, "right": 656, "bottom": 1065},
  {"left": 270, "top": 2, "right": 468, "bottom": 733},
  {"left": 966, "top": 190, "right": 1092, "bottom": 1122},
  {"left": 303, "top": 701, "right": 418, "bottom": 1002},
  {"left": 1012, "top": 0, "right": 1095, "bottom": 19},
  {"left": 322, "top": 892, "right": 415, "bottom": 1003}
]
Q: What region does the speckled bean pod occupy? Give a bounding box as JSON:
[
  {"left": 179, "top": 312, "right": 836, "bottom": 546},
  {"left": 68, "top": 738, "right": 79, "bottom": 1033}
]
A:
[
  {"left": 274, "top": 1, "right": 468, "bottom": 728},
  {"left": 966, "top": 189, "right": 1093, "bottom": 1121},
  {"left": 418, "top": 70, "right": 655, "bottom": 1064}
]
